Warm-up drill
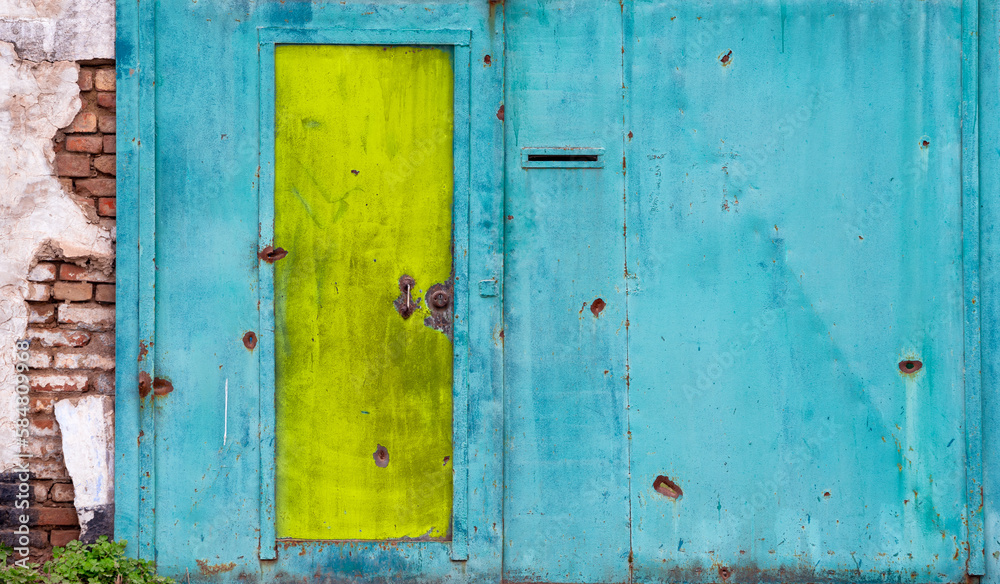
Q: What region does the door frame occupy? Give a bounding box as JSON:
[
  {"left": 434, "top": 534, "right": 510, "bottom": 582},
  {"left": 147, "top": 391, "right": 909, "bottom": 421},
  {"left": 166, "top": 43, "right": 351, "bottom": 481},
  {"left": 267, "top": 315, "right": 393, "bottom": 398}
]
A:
[{"left": 255, "top": 27, "right": 474, "bottom": 562}]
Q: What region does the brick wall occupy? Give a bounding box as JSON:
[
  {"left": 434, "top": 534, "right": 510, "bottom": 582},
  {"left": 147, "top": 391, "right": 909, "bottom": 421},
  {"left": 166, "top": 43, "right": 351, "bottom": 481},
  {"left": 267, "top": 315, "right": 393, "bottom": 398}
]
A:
[{"left": 0, "top": 60, "right": 116, "bottom": 562}]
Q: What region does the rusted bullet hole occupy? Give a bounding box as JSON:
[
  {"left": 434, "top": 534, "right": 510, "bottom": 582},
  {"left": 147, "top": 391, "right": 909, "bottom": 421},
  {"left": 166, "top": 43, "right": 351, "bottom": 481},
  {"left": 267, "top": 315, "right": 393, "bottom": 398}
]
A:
[
  {"left": 138, "top": 371, "right": 152, "bottom": 398},
  {"left": 496, "top": 104, "right": 505, "bottom": 121},
  {"left": 921, "top": 139, "right": 930, "bottom": 149},
  {"left": 443, "top": 456, "right": 450, "bottom": 466},
  {"left": 373, "top": 444, "right": 389, "bottom": 468},
  {"left": 652, "top": 475, "right": 683, "bottom": 499},
  {"left": 719, "top": 50, "right": 732, "bottom": 66},
  {"left": 899, "top": 360, "right": 923, "bottom": 374},
  {"left": 484, "top": 54, "right": 492, "bottom": 65},
  {"left": 718, "top": 566, "right": 733, "bottom": 580},
  {"left": 153, "top": 377, "right": 174, "bottom": 396},
  {"left": 424, "top": 280, "right": 454, "bottom": 337},
  {"left": 823, "top": 491, "right": 831, "bottom": 498},
  {"left": 591, "top": 298, "right": 606, "bottom": 317},
  {"left": 393, "top": 275, "right": 419, "bottom": 319},
  {"left": 243, "top": 331, "right": 257, "bottom": 350},
  {"left": 258, "top": 245, "right": 288, "bottom": 263}
]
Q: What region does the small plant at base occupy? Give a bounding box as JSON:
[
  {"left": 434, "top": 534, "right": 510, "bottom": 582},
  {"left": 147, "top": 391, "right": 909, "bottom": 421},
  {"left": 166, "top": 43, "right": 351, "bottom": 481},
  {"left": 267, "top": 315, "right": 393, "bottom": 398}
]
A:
[{"left": 0, "top": 537, "right": 173, "bottom": 584}]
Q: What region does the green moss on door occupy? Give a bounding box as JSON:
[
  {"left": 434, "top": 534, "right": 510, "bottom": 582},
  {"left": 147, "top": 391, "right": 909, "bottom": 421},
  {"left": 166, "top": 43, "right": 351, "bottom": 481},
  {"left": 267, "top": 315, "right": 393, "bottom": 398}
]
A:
[{"left": 274, "top": 45, "right": 454, "bottom": 540}]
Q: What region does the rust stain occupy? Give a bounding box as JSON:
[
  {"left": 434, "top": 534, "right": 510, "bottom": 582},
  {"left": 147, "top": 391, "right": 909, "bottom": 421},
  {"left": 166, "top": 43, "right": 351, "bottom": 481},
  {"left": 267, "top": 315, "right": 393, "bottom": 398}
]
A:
[
  {"left": 627, "top": 131, "right": 633, "bottom": 141},
  {"left": 196, "top": 559, "right": 236, "bottom": 575},
  {"left": 921, "top": 139, "right": 931, "bottom": 149},
  {"left": 720, "top": 49, "right": 733, "bottom": 66},
  {"left": 484, "top": 54, "right": 492, "bottom": 66},
  {"left": 424, "top": 280, "right": 454, "bottom": 337},
  {"left": 496, "top": 104, "right": 505, "bottom": 121},
  {"left": 591, "top": 298, "right": 606, "bottom": 317},
  {"left": 258, "top": 245, "right": 288, "bottom": 263},
  {"left": 137, "top": 340, "right": 149, "bottom": 362},
  {"left": 899, "top": 360, "right": 923, "bottom": 374},
  {"left": 243, "top": 331, "right": 258, "bottom": 350},
  {"left": 393, "top": 275, "right": 419, "bottom": 319},
  {"left": 653, "top": 475, "right": 683, "bottom": 499},
  {"left": 373, "top": 444, "right": 390, "bottom": 468},
  {"left": 498, "top": 329, "right": 504, "bottom": 339},
  {"left": 138, "top": 371, "right": 152, "bottom": 398},
  {"left": 153, "top": 377, "right": 174, "bottom": 397}
]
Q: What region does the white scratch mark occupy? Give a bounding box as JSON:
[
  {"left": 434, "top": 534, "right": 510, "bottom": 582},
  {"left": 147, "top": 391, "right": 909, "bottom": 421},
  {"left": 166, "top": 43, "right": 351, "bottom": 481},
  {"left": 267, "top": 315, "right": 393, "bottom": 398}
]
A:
[{"left": 223, "top": 378, "right": 228, "bottom": 447}]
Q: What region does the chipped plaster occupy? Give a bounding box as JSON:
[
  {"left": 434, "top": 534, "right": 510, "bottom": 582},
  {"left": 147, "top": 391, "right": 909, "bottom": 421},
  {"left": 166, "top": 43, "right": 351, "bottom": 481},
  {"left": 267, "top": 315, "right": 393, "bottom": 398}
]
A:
[
  {"left": 0, "top": 0, "right": 115, "bottom": 476},
  {"left": 0, "top": 0, "right": 115, "bottom": 62}
]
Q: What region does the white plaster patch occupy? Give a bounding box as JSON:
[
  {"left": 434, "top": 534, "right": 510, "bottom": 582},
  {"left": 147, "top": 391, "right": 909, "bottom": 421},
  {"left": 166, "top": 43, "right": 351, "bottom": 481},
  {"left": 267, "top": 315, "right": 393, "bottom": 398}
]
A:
[
  {"left": 54, "top": 394, "right": 113, "bottom": 538},
  {"left": 0, "top": 40, "right": 113, "bottom": 472},
  {"left": 0, "top": 0, "right": 114, "bottom": 61}
]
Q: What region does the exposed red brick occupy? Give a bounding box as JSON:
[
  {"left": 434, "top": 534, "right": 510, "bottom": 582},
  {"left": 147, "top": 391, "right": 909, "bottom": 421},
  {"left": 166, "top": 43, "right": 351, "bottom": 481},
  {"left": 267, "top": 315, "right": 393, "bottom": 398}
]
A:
[
  {"left": 53, "top": 281, "right": 93, "bottom": 301},
  {"left": 30, "top": 417, "right": 59, "bottom": 437},
  {"left": 75, "top": 178, "right": 115, "bottom": 197},
  {"left": 94, "top": 69, "right": 115, "bottom": 91},
  {"left": 97, "top": 92, "right": 115, "bottom": 109},
  {"left": 27, "top": 328, "right": 91, "bottom": 348},
  {"left": 30, "top": 397, "right": 56, "bottom": 415},
  {"left": 53, "top": 352, "right": 114, "bottom": 370},
  {"left": 34, "top": 507, "right": 79, "bottom": 527},
  {"left": 93, "top": 155, "right": 115, "bottom": 175},
  {"left": 102, "top": 135, "right": 116, "bottom": 153},
  {"left": 57, "top": 305, "right": 115, "bottom": 330},
  {"left": 97, "top": 115, "right": 115, "bottom": 133},
  {"left": 94, "top": 284, "right": 115, "bottom": 303},
  {"left": 50, "top": 484, "right": 74, "bottom": 503},
  {"left": 50, "top": 530, "right": 80, "bottom": 547},
  {"left": 28, "top": 263, "right": 57, "bottom": 282},
  {"left": 34, "top": 483, "right": 51, "bottom": 503},
  {"left": 66, "top": 112, "right": 97, "bottom": 133},
  {"left": 28, "top": 351, "right": 52, "bottom": 368},
  {"left": 30, "top": 373, "right": 89, "bottom": 393},
  {"left": 77, "top": 69, "right": 94, "bottom": 92},
  {"left": 55, "top": 153, "right": 91, "bottom": 177},
  {"left": 28, "top": 304, "right": 55, "bottom": 324},
  {"left": 31, "top": 456, "right": 69, "bottom": 480},
  {"left": 25, "top": 282, "right": 51, "bottom": 301},
  {"left": 97, "top": 198, "right": 116, "bottom": 217},
  {"left": 65, "top": 136, "right": 103, "bottom": 154},
  {"left": 58, "top": 264, "right": 114, "bottom": 283}
]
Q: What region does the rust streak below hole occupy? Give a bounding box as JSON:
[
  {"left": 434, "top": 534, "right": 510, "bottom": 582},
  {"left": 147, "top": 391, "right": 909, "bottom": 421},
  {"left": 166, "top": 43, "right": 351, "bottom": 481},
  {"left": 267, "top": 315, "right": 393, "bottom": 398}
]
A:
[
  {"left": 258, "top": 245, "right": 288, "bottom": 263},
  {"left": 591, "top": 298, "right": 606, "bottom": 317},
  {"left": 138, "top": 371, "right": 152, "bottom": 398},
  {"left": 373, "top": 444, "right": 390, "bottom": 468},
  {"left": 153, "top": 377, "right": 173, "bottom": 397},
  {"left": 243, "top": 331, "right": 257, "bottom": 350},
  {"left": 653, "top": 475, "right": 683, "bottom": 499}
]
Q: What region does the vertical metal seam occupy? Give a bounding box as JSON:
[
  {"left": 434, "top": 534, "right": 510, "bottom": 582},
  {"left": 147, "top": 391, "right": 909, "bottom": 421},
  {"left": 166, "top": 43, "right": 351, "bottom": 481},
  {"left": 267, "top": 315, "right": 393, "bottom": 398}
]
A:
[
  {"left": 621, "top": 2, "right": 633, "bottom": 581},
  {"left": 963, "top": 0, "right": 986, "bottom": 574},
  {"left": 257, "top": 29, "right": 277, "bottom": 561},
  {"left": 136, "top": 0, "right": 157, "bottom": 561},
  {"left": 451, "top": 38, "right": 473, "bottom": 561}
]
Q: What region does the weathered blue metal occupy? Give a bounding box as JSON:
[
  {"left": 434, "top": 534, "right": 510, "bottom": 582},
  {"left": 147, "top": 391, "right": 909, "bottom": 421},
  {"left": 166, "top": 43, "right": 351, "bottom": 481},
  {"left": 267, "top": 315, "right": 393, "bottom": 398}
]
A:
[{"left": 115, "top": 1, "right": 999, "bottom": 583}]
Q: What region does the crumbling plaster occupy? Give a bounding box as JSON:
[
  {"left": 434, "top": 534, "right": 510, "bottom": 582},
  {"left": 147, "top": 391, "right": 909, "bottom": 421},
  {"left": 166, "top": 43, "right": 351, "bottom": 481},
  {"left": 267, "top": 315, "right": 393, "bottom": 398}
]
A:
[{"left": 0, "top": 0, "right": 115, "bottom": 479}]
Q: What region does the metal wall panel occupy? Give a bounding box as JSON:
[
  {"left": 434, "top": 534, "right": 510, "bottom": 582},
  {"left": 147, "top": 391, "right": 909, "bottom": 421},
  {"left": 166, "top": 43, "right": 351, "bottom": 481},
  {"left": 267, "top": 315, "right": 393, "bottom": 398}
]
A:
[
  {"left": 625, "top": 2, "right": 968, "bottom": 582},
  {"left": 503, "top": 2, "right": 630, "bottom": 582}
]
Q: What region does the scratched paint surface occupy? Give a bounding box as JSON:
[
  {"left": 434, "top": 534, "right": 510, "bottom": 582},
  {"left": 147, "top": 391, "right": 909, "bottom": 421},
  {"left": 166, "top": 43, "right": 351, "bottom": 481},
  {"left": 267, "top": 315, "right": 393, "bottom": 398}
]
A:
[
  {"left": 274, "top": 45, "right": 454, "bottom": 540},
  {"left": 625, "top": 2, "right": 966, "bottom": 582}
]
